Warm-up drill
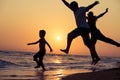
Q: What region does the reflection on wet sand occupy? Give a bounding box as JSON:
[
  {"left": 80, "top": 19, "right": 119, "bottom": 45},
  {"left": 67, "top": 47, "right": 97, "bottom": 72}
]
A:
[
  {"left": 35, "top": 69, "right": 64, "bottom": 80},
  {"left": 34, "top": 68, "right": 91, "bottom": 80},
  {"left": 0, "top": 67, "right": 91, "bottom": 80}
]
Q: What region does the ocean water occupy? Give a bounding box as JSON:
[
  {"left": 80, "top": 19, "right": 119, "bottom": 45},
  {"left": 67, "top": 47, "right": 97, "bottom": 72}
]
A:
[{"left": 0, "top": 50, "right": 120, "bottom": 80}]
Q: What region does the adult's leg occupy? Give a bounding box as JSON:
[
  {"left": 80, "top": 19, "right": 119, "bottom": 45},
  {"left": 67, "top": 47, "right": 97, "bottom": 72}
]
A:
[
  {"left": 80, "top": 28, "right": 90, "bottom": 48},
  {"left": 97, "top": 30, "right": 120, "bottom": 47},
  {"left": 60, "top": 28, "right": 80, "bottom": 54},
  {"left": 81, "top": 29, "right": 100, "bottom": 65},
  {"left": 89, "top": 45, "right": 100, "bottom": 65},
  {"left": 90, "top": 33, "right": 100, "bottom": 65}
]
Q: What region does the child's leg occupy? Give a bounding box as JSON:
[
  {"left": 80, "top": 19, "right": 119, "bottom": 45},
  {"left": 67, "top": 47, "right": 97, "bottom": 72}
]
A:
[
  {"left": 39, "top": 56, "right": 46, "bottom": 71},
  {"left": 33, "top": 52, "right": 40, "bottom": 68}
]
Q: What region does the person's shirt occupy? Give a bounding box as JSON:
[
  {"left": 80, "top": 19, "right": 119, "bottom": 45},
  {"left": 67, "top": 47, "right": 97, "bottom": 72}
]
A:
[
  {"left": 87, "top": 16, "right": 97, "bottom": 30},
  {"left": 74, "top": 7, "right": 89, "bottom": 29},
  {"left": 39, "top": 38, "right": 46, "bottom": 51}
]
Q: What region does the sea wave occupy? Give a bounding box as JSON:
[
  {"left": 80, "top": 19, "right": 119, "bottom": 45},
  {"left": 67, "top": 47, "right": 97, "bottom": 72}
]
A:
[
  {"left": 0, "top": 50, "right": 120, "bottom": 71},
  {"left": 0, "top": 59, "right": 19, "bottom": 68}
]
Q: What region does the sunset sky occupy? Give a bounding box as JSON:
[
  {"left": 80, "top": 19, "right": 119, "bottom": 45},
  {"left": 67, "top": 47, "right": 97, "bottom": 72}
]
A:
[{"left": 0, "top": 0, "right": 120, "bottom": 57}]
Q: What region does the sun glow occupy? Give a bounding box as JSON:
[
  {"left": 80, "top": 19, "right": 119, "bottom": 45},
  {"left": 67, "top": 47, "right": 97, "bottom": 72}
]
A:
[{"left": 56, "top": 36, "right": 61, "bottom": 40}]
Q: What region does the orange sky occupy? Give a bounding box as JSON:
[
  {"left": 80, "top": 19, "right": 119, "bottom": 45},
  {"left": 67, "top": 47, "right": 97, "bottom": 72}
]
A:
[{"left": 0, "top": 0, "right": 120, "bottom": 57}]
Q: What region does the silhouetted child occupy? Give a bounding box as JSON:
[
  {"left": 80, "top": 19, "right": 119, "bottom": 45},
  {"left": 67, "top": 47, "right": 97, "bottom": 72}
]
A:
[
  {"left": 87, "top": 8, "right": 120, "bottom": 65},
  {"left": 27, "top": 30, "right": 53, "bottom": 71}
]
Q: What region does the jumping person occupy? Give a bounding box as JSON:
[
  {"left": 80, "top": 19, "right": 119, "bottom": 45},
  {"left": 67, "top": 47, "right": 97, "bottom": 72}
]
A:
[
  {"left": 60, "top": 0, "right": 99, "bottom": 54},
  {"left": 87, "top": 8, "right": 120, "bottom": 65}
]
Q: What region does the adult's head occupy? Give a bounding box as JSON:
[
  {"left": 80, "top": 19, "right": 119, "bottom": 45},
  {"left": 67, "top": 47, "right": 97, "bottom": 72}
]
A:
[
  {"left": 70, "top": 1, "right": 78, "bottom": 12},
  {"left": 88, "top": 11, "right": 94, "bottom": 17}
]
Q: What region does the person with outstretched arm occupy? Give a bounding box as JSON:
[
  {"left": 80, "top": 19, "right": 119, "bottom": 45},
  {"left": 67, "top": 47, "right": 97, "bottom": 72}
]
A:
[
  {"left": 27, "top": 30, "right": 53, "bottom": 71},
  {"left": 87, "top": 8, "right": 120, "bottom": 65},
  {"left": 60, "top": 0, "right": 99, "bottom": 55}
]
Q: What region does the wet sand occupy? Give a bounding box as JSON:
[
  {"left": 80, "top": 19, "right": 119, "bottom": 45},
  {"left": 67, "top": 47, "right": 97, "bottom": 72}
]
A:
[
  {"left": 0, "top": 68, "right": 120, "bottom": 80},
  {"left": 62, "top": 68, "right": 120, "bottom": 80}
]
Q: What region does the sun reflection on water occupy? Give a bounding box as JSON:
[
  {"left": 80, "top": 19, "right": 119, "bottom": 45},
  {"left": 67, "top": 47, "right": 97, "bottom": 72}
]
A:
[
  {"left": 54, "top": 59, "right": 61, "bottom": 64},
  {"left": 51, "top": 56, "right": 62, "bottom": 64}
]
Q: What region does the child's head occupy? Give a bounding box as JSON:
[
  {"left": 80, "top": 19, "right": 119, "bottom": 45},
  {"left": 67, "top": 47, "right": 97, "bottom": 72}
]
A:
[
  {"left": 70, "top": 1, "right": 78, "bottom": 12},
  {"left": 39, "top": 30, "right": 46, "bottom": 38}
]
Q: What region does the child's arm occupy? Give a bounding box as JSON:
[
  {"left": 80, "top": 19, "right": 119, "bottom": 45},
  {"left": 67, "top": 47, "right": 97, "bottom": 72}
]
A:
[
  {"left": 61, "top": 0, "right": 72, "bottom": 11},
  {"left": 46, "top": 41, "right": 53, "bottom": 52},
  {"left": 96, "top": 8, "right": 108, "bottom": 19},
  {"left": 27, "top": 40, "right": 39, "bottom": 45},
  {"left": 86, "top": 1, "right": 99, "bottom": 12}
]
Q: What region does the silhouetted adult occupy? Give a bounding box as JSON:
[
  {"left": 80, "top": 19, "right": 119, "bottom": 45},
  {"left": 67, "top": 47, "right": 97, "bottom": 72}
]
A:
[
  {"left": 60, "top": 0, "right": 99, "bottom": 54},
  {"left": 87, "top": 8, "right": 120, "bottom": 65}
]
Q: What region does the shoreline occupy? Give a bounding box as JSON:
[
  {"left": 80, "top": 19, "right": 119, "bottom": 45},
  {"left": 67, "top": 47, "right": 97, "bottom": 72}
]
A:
[{"left": 62, "top": 68, "right": 120, "bottom": 80}]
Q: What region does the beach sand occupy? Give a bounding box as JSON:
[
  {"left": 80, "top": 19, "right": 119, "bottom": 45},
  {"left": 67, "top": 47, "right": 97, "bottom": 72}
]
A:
[{"left": 62, "top": 68, "right": 120, "bottom": 80}]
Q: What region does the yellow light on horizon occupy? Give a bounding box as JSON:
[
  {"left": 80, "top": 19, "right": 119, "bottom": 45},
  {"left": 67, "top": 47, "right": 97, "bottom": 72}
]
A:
[{"left": 56, "top": 36, "right": 61, "bottom": 40}]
